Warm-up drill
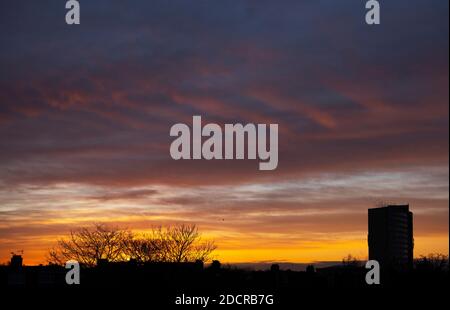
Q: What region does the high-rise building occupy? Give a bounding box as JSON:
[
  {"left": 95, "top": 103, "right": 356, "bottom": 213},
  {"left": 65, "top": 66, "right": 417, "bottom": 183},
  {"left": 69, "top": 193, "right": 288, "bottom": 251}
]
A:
[{"left": 368, "top": 204, "right": 413, "bottom": 270}]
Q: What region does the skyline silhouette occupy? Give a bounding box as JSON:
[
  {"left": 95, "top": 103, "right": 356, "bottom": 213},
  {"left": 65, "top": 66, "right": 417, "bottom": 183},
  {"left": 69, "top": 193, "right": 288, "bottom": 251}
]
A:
[{"left": 1, "top": 206, "right": 448, "bottom": 290}]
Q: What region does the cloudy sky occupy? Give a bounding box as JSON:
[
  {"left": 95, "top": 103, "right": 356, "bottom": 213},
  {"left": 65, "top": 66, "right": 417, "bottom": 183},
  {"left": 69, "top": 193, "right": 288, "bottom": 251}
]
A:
[{"left": 0, "top": 0, "right": 448, "bottom": 264}]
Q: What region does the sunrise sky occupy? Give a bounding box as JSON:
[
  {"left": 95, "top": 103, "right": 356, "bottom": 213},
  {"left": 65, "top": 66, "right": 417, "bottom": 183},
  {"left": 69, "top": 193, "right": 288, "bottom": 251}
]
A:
[{"left": 0, "top": 1, "right": 448, "bottom": 265}]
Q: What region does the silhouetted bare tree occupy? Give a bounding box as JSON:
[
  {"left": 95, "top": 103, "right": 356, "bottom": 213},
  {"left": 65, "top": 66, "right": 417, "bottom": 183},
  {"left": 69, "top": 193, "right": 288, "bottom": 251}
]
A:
[
  {"left": 128, "top": 224, "right": 216, "bottom": 263},
  {"left": 48, "top": 223, "right": 132, "bottom": 266},
  {"left": 122, "top": 235, "right": 165, "bottom": 263},
  {"left": 48, "top": 223, "right": 216, "bottom": 265}
]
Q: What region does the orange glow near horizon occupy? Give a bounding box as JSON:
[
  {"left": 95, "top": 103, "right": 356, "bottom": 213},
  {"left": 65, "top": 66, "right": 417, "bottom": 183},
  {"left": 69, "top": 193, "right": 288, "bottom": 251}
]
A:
[
  {"left": 1, "top": 228, "right": 447, "bottom": 266},
  {"left": 0, "top": 176, "right": 448, "bottom": 266}
]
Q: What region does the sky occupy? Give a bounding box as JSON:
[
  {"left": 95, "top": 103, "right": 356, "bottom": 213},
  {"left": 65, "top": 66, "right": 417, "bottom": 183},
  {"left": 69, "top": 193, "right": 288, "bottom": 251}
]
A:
[{"left": 0, "top": 0, "right": 448, "bottom": 265}]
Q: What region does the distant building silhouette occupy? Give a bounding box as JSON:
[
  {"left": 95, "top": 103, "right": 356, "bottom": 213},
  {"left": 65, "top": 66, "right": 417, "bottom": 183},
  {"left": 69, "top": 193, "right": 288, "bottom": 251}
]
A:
[
  {"left": 10, "top": 254, "right": 23, "bottom": 269},
  {"left": 368, "top": 204, "right": 414, "bottom": 270}
]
